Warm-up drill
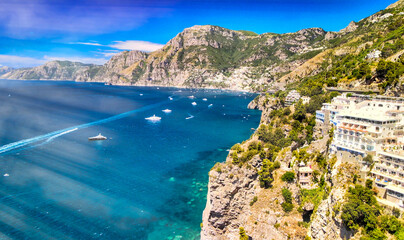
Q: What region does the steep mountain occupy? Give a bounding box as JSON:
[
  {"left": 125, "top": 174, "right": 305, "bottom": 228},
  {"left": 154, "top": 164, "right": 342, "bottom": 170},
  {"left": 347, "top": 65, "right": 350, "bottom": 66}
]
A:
[
  {"left": 1, "top": 0, "right": 403, "bottom": 93},
  {"left": 103, "top": 25, "right": 327, "bottom": 91},
  {"left": 1, "top": 61, "right": 100, "bottom": 81},
  {"left": 1, "top": 26, "right": 329, "bottom": 91},
  {"left": 283, "top": 0, "right": 404, "bottom": 96}
]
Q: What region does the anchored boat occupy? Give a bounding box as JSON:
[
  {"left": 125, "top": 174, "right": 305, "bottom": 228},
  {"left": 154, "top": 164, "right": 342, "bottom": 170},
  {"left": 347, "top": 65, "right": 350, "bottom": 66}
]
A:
[{"left": 88, "top": 133, "right": 107, "bottom": 141}]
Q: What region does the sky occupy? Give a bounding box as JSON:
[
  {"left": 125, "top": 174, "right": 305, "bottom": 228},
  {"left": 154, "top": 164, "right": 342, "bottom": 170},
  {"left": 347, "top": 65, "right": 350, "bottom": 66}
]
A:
[{"left": 0, "top": 0, "right": 397, "bottom": 68}]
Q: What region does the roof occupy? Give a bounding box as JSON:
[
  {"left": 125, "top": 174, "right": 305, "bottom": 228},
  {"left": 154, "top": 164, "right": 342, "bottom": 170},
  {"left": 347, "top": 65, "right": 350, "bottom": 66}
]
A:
[
  {"left": 386, "top": 184, "right": 404, "bottom": 194},
  {"left": 299, "top": 167, "right": 313, "bottom": 172}
]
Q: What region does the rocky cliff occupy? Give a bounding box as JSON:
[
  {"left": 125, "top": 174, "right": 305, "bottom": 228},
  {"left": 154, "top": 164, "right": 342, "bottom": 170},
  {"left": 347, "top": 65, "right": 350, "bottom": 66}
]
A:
[
  {"left": 3, "top": 0, "right": 403, "bottom": 92},
  {"left": 1, "top": 25, "right": 328, "bottom": 91}
]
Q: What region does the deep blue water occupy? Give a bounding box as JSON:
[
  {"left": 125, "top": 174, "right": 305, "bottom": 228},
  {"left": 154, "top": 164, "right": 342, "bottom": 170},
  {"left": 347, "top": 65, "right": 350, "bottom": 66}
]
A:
[{"left": 0, "top": 80, "right": 260, "bottom": 240}]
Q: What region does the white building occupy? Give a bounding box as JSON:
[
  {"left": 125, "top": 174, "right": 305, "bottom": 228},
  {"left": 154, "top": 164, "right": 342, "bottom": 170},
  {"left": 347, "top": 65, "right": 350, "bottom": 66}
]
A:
[
  {"left": 285, "top": 90, "right": 301, "bottom": 106},
  {"left": 301, "top": 96, "right": 311, "bottom": 105},
  {"left": 329, "top": 95, "right": 404, "bottom": 207}
]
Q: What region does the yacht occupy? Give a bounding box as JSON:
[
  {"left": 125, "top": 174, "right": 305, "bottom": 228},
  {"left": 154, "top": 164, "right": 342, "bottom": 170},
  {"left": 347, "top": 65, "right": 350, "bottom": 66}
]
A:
[
  {"left": 162, "top": 109, "right": 172, "bottom": 113},
  {"left": 145, "top": 115, "right": 162, "bottom": 121},
  {"left": 88, "top": 133, "right": 107, "bottom": 141},
  {"left": 192, "top": 102, "right": 197, "bottom": 106},
  {"left": 202, "top": 98, "right": 208, "bottom": 101}
]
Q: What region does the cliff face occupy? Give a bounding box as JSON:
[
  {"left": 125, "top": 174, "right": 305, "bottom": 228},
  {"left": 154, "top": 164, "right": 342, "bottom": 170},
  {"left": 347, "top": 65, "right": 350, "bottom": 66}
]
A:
[{"left": 1, "top": 25, "right": 328, "bottom": 91}]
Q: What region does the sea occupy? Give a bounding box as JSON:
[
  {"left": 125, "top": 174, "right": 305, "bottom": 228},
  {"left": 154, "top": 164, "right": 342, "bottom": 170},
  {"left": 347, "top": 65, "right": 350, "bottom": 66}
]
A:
[{"left": 0, "top": 80, "right": 261, "bottom": 240}]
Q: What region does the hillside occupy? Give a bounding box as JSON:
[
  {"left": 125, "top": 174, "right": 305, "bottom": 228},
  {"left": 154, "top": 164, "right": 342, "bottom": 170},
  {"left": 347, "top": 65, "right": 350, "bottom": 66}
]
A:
[
  {"left": 2, "top": 0, "right": 402, "bottom": 93},
  {"left": 1, "top": 61, "right": 99, "bottom": 81},
  {"left": 1, "top": 26, "right": 329, "bottom": 91}
]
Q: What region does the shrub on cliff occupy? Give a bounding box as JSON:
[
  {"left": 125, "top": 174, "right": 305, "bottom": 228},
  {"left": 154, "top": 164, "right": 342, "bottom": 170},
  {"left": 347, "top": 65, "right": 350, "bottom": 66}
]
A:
[
  {"left": 281, "top": 188, "right": 294, "bottom": 212},
  {"left": 258, "top": 159, "right": 275, "bottom": 188},
  {"left": 341, "top": 185, "right": 380, "bottom": 231},
  {"left": 239, "top": 227, "right": 249, "bottom": 240},
  {"left": 281, "top": 171, "right": 295, "bottom": 183}
]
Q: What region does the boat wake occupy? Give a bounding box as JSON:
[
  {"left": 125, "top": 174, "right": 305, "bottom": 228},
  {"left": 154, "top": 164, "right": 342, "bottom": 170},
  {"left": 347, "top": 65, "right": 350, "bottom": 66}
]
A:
[
  {"left": 0, "top": 98, "right": 176, "bottom": 155},
  {"left": 185, "top": 114, "right": 194, "bottom": 120}
]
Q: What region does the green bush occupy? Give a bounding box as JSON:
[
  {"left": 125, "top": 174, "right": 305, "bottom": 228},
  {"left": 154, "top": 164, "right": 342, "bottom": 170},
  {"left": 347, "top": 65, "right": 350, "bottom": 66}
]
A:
[
  {"left": 250, "top": 196, "right": 258, "bottom": 206},
  {"left": 281, "top": 171, "right": 295, "bottom": 183},
  {"left": 281, "top": 188, "right": 294, "bottom": 212},
  {"left": 239, "top": 227, "right": 249, "bottom": 240},
  {"left": 258, "top": 159, "right": 275, "bottom": 188},
  {"left": 341, "top": 185, "right": 380, "bottom": 231}
]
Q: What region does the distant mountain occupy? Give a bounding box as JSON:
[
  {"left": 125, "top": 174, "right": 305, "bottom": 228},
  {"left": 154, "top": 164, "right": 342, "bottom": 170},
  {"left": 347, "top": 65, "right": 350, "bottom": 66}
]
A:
[
  {"left": 0, "top": 66, "right": 14, "bottom": 75},
  {"left": 1, "top": 61, "right": 99, "bottom": 81},
  {"left": 2, "top": 0, "right": 403, "bottom": 93}
]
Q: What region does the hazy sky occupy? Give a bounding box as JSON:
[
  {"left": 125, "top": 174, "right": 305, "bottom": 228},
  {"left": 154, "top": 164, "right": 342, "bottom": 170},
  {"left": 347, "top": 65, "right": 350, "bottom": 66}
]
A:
[{"left": 0, "top": 0, "right": 396, "bottom": 68}]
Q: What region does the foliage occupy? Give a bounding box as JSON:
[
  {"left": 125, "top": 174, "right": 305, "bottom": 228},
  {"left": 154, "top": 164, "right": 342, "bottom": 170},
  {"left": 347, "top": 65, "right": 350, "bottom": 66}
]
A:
[
  {"left": 281, "top": 171, "right": 295, "bottom": 183},
  {"left": 376, "top": 60, "right": 404, "bottom": 89},
  {"left": 239, "top": 227, "right": 249, "bottom": 240},
  {"left": 231, "top": 143, "right": 243, "bottom": 153},
  {"left": 250, "top": 196, "right": 258, "bottom": 206},
  {"left": 292, "top": 99, "right": 306, "bottom": 121},
  {"left": 258, "top": 159, "right": 275, "bottom": 188},
  {"left": 239, "top": 149, "right": 258, "bottom": 163},
  {"left": 341, "top": 185, "right": 380, "bottom": 231},
  {"left": 281, "top": 188, "right": 294, "bottom": 212}
]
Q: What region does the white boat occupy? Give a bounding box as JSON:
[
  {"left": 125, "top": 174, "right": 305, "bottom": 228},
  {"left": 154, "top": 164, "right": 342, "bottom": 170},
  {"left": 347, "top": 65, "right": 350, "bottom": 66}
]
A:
[
  {"left": 185, "top": 114, "right": 194, "bottom": 120},
  {"left": 3, "top": 173, "right": 9, "bottom": 177},
  {"left": 162, "top": 109, "right": 172, "bottom": 113},
  {"left": 139, "top": 93, "right": 143, "bottom": 96},
  {"left": 88, "top": 133, "right": 107, "bottom": 141},
  {"left": 202, "top": 98, "right": 207, "bottom": 101},
  {"left": 192, "top": 102, "right": 197, "bottom": 106},
  {"left": 188, "top": 95, "right": 195, "bottom": 99},
  {"left": 208, "top": 104, "right": 213, "bottom": 107},
  {"left": 145, "top": 115, "right": 161, "bottom": 121},
  {"left": 168, "top": 96, "right": 173, "bottom": 100}
]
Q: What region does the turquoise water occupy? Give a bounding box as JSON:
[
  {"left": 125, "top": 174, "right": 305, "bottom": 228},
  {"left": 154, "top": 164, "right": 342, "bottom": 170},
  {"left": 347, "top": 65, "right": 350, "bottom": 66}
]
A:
[{"left": 0, "top": 80, "right": 260, "bottom": 239}]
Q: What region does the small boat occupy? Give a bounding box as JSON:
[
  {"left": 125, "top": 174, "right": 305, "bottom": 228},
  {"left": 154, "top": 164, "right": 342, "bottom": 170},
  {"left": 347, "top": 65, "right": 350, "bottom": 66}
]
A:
[
  {"left": 202, "top": 98, "right": 207, "bottom": 101},
  {"left": 145, "top": 115, "right": 161, "bottom": 121},
  {"left": 192, "top": 102, "right": 197, "bottom": 106},
  {"left": 168, "top": 96, "right": 173, "bottom": 100},
  {"left": 162, "top": 109, "right": 172, "bottom": 113},
  {"left": 185, "top": 114, "right": 194, "bottom": 120},
  {"left": 3, "top": 173, "right": 9, "bottom": 177},
  {"left": 208, "top": 104, "right": 213, "bottom": 107},
  {"left": 139, "top": 93, "right": 143, "bottom": 96},
  {"left": 188, "top": 95, "right": 195, "bottom": 99},
  {"left": 88, "top": 133, "right": 107, "bottom": 141}
]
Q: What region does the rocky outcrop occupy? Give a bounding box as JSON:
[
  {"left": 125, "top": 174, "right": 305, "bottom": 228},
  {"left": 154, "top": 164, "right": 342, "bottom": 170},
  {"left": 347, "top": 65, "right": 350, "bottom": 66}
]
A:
[
  {"left": 201, "top": 156, "right": 262, "bottom": 239},
  {"left": 91, "top": 50, "right": 148, "bottom": 83},
  {"left": 308, "top": 162, "right": 358, "bottom": 240},
  {"left": 1, "top": 25, "right": 328, "bottom": 91}
]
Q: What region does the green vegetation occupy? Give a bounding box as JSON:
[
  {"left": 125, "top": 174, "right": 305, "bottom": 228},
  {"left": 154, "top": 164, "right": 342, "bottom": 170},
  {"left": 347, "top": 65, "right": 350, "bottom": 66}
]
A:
[
  {"left": 340, "top": 184, "right": 404, "bottom": 239},
  {"left": 250, "top": 196, "right": 258, "bottom": 206},
  {"left": 281, "top": 188, "right": 294, "bottom": 212},
  {"left": 341, "top": 185, "right": 380, "bottom": 231},
  {"left": 239, "top": 227, "right": 249, "bottom": 240},
  {"left": 258, "top": 159, "right": 276, "bottom": 188},
  {"left": 281, "top": 171, "right": 295, "bottom": 183}
]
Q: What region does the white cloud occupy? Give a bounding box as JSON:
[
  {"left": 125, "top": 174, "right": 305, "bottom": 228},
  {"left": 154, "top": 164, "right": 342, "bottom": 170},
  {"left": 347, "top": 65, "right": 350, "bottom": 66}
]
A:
[
  {"left": 0, "top": 1, "right": 170, "bottom": 38},
  {"left": 0, "top": 54, "right": 46, "bottom": 68},
  {"left": 75, "top": 42, "right": 103, "bottom": 46},
  {"left": 109, "top": 40, "right": 164, "bottom": 52}
]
